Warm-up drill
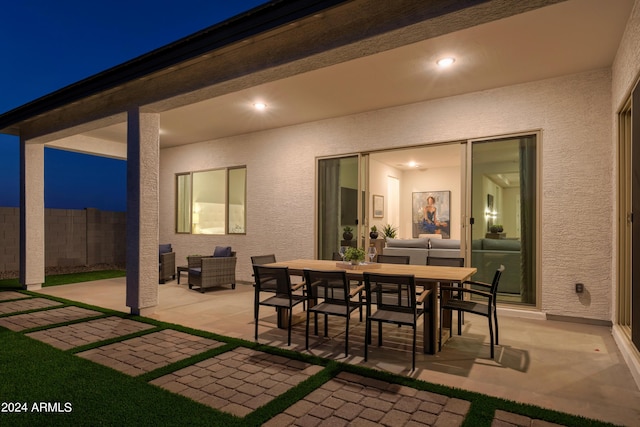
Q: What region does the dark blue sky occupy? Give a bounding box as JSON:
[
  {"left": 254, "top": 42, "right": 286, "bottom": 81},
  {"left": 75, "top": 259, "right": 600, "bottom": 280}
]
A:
[{"left": 0, "top": 0, "right": 267, "bottom": 211}]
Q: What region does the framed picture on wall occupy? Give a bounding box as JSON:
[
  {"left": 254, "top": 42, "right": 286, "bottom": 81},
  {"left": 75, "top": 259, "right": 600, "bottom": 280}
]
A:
[
  {"left": 373, "top": 195, "right": 384, "bottom": 218},
  {"left": 412, "top": 191, "right": 451, "bottom": 238}
]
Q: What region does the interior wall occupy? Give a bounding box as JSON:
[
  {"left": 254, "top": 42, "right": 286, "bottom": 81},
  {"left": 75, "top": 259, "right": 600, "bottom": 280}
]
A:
[
  {"left": 368, "top": 158, "right": 401, "bottom": 234},
  {"left": 160, "top": 67, "right": 612, "bottom": 321},
  {"left": 402, "top": 166, "right": 461, "bottom": 240}
]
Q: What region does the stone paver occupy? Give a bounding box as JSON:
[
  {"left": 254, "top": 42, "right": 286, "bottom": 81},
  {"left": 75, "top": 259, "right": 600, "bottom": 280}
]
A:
[
  {"left": 151, "top": 347, "right": 323, "bottom": 418},
  {"left": 279, "top": 371, "right": 470, "bottom": 427},
  {"left": 77, "top": 329, "right": 224, "bottom": 376},
  {"left": 26, "top": 316, "right": 155, "bottom": 350},
  {"left": 0, "top": 297, "right": 62, "bottom": 315},
  {"left": 0, "top": 291, "right": 30, "bottom": 302},
  {"left": 492, "top": 410, "right": 566, "bottom": 427},
  {"left": 0, "top": 305, "right": 99, "bottom": 331}
]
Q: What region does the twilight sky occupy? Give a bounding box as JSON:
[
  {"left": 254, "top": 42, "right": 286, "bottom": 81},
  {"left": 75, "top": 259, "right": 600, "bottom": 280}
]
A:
[{"left": 0, "top": 0, "right": 267, "bottom": 211}]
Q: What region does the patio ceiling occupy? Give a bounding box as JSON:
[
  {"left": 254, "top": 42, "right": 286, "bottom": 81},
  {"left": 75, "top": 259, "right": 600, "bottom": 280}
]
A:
[{"left": 65, "top": 0, "right": 632, "bottom": 154}]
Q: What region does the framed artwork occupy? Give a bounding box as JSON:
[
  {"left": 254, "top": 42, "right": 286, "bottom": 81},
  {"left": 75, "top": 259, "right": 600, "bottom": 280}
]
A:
[
  {"left": 373, "top": 195, "right": 384, "bottom": 218},
  {"left": 411, "top": 191, "right": 451, "bottom": 238}
]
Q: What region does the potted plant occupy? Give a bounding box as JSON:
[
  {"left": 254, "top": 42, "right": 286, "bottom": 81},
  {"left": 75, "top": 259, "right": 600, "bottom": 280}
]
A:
[
  {"left": 342, "top": 225, "right": 353, "bottom": 241},
  {"left": 369, "top": 225, "right": 379, "bottom": 239},
  {"left": 343, "top": 247, "right": 365, "bottom": 265},
  {"left": 382, "top": 224, "right": 397, "bottom": 240},
  {"left": 489, "top": 224, "right": 503, "bottom": 233}
]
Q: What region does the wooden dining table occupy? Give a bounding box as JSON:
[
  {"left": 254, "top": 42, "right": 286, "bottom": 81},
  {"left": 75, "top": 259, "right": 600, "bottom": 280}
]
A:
[{"left": 265, "top": 259, "right": 477, "bottom": 355}]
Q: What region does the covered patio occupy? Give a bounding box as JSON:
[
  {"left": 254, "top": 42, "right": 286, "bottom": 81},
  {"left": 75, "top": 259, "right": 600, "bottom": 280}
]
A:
[
  {"left": 35, "top": 278, "right": 640, "bottom": 426},
  {"left": 2, "top": 0, "right": 640, "bottom": 421}
]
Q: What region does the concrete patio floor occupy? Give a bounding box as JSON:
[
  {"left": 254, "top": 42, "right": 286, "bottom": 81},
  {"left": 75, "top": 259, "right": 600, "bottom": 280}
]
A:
[{"left": 34, "top": 277, "right": 640, "bottom": 426}]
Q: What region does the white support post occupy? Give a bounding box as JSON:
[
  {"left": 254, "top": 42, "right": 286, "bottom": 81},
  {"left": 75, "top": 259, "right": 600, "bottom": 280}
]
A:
[
  {"left": 19, "top": 139, "right": 45, "bottom": 290},
  {"left": 126, "top": 108, "right": 160, "bottom": 315}
]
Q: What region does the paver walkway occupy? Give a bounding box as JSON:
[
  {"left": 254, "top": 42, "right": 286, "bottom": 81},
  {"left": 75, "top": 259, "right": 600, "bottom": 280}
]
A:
[
  {"left": 265, "top": 371, "right": 470, "bottom": 426},
  {"left": 0, "top": 305, "right": 100, "bottom": 331},
  {"left": 26, "top": 316, "right": 155, "bottom": 350},
  {"left": 152, "top": 347, "right": 324, "bottom": 417},
  {"left": 77, "top": 329, "right": 225, "bottom": 376},
  {"left": 0, "top": 290, "right": 568, "bottom": 426}
]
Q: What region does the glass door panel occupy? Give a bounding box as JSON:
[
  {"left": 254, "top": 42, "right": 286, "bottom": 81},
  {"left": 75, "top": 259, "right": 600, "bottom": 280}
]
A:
[
  {"left": 317, "top": 156, "right": 361, "bottom": 260},
  {"left": 470, "top": 135, "right": 537, "bottom": 305}
]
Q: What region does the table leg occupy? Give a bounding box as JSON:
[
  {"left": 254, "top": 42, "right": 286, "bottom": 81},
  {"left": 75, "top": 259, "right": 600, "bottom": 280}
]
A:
[
  {"left": 177, "top": 266, "right": 188, "bottom": 285},
  {"left": 423, "top": 286, "right": 437, "bottom": 355},
  {"left": 277, "top": 308, "right": 288, "bottom": 328},
  {"left": 441, "top": 285, "right": 452, "bottom": 329}
]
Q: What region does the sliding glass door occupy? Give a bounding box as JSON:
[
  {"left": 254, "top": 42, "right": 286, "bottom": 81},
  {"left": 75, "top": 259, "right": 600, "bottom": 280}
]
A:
[
  {"left": 470, "top": 135, "right": 537, "bottom": 305},
  {"left": 317, "top": 155, "right": 364, "bottom": 260}
]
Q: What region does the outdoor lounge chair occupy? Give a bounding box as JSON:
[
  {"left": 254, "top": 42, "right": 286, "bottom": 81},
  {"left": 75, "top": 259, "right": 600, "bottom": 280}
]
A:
[
  {"left": 159, "top": 243, "right": 176, "bottom": 284},
  {"left": 188, "top": 246, "right": 237, "bottom": 292}
]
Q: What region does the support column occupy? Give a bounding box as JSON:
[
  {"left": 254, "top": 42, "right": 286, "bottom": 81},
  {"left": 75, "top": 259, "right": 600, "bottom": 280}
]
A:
[
  {"left": 19, "top": 139, "right": 45, "bottom": 290},
  {"left": 126, "top": 108, "right": 159, "bottom": 315}
]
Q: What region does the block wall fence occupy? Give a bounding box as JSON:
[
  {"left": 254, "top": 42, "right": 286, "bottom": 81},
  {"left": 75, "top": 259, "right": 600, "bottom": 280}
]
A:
[{"left": 0, "top": 207, "right": 126, "bottom": 272}]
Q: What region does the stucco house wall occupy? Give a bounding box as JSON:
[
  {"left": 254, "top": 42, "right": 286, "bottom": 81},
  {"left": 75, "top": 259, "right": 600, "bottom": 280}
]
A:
[
  {"left": 613, "top": 0, "right": 640, "bottom": 106},
  {"left": 160, "top": 67, "right": 612, "bottom": 321}
]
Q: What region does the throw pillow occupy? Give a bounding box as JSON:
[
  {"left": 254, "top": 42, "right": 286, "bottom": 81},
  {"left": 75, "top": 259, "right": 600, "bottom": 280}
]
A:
[
  {"left": 213, "top": 246, "right": 232, "bottom": 257},
  {"left": 159, "top": 244, "right": 172, "bottom": 262}
]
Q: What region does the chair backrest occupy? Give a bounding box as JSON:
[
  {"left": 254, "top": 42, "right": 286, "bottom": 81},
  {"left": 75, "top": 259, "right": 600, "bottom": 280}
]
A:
[
  {"left": 426, "top": 256, "right": 464, "bottom": 267},
  {"left": 251, "top": 254, "right": 277, "bottom": 265},
  {"left": 332, "top": 252, "right": 343, "bottom": 261},
  {"left": 252, "top": 265, "right": 292, "bottom": 296},
  {"left": 488, "top": 265, "right": 506, "bottom": 296},
  {"left": 363, "top": 272, "right": 416, "bottom": 315},
  {"left": 303, "top": 270, "right": 349, "bottom": 304},
  {"left": 376, "top": 254, "right": 410, "bottom": 264}
]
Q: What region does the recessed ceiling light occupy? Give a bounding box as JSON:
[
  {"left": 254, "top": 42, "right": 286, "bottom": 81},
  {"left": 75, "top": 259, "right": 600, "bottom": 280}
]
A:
[
  {"left": 408, "top": 161, "right": 418, "bottom": 168},
  {"left": 436, "top": 57, "right": 455, "bottom": 67},
  {"left": 253, "top": 102, "right": 267, "bottom": 110}
]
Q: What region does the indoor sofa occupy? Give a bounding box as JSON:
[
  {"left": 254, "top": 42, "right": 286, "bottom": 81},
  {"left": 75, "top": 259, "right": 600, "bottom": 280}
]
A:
[
  {"left": 382, "top": 236, "right": 522, "bottom": 295},
  {"left": 382, "top": 237, "right": 461, "bottom": 265},
  {"left": 470, "top": 238, "right": 522, "bottom": 294}
]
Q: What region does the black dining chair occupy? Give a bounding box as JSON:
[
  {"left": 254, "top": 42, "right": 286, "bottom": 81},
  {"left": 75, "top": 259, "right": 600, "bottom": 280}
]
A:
[
  {"left": 333, "top": 251, "right": 365, "bottom": 320},
  {"left": 363, "top": 272, "right": 430, "bottom": 371},
  {"left": 252, "top": 264, "right": 306, "bottom": 346},
  {"left": 439, "top": 265, "right": 504, "bottom": 358},
  {"left": 426, "top": 256, "right": 465, "bottom": 334},
  {"left": 303, "top": 269, "right": 364, "bottom": 356},
  {"left": 251, "top": 254, "right": 277, "bottom": 266},
  {"left": 376, "top": 254, "right": 410, "bottom": 264},
  {"left": 252, "top": 254, "right": 308, "bottom": 310}
]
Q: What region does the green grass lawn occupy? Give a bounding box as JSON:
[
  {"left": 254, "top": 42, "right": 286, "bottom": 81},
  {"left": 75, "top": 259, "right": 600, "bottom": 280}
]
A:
[
  {"left": 0, "top": 270, "right": 126, "bottom": 289},
  {"left": 0, "top": 331, "right": 234, "bottom": 427},
  {"left": 0, "top": 271, "right": 620, "bottom": 427}
]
